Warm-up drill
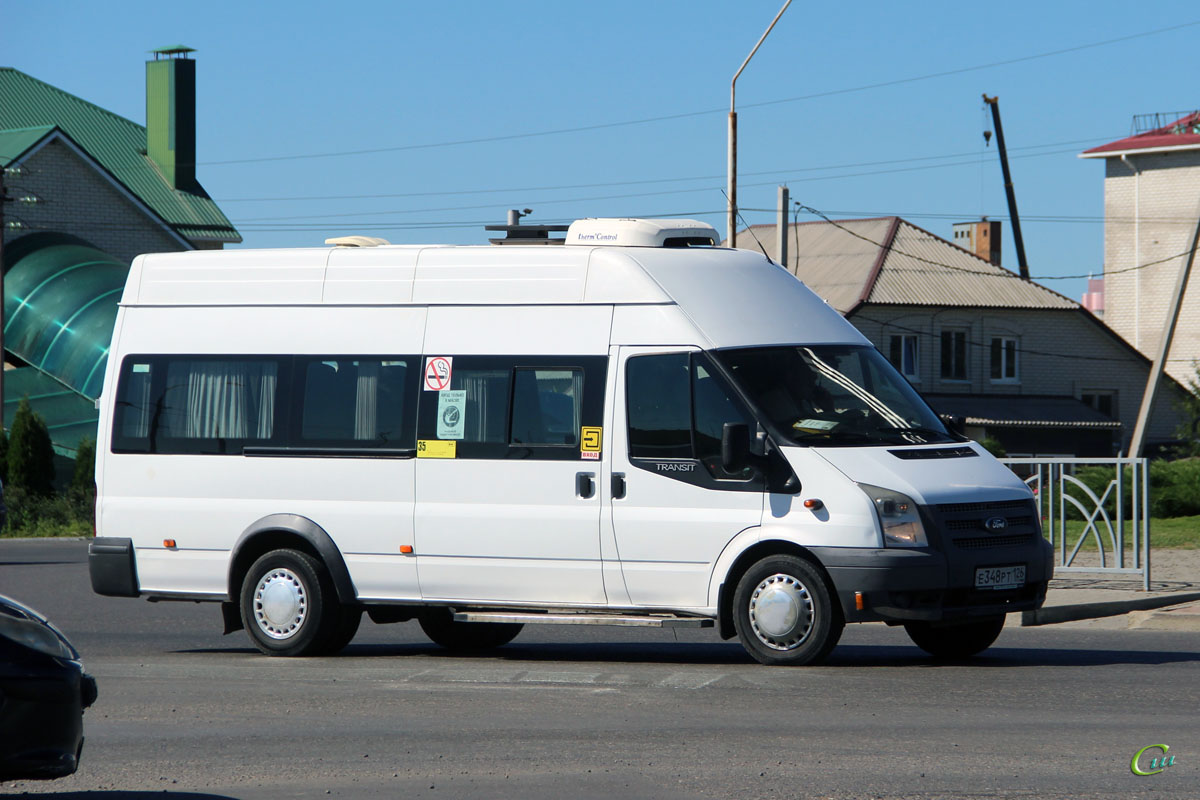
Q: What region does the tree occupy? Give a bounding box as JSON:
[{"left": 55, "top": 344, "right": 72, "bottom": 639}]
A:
[
  {"left": 7, "top": 397, "right": 56, "bottom": 496},
  {"left": 1173, "top": 361, "right": 1200, "bottom": 457},
  {"left": 977, "top": 436, "right": 1008, "bottom": 458},
  {"left": 71, "top": 437, "right": 96, "bottom": 493},
  {"left": 0, "top": 426, "right": 8, "bottom": 485}
]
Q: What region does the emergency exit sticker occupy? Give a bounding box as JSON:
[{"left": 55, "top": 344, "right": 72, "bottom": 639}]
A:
[
  {"left": 580, "top": 426, "right": 602, "bottom": 460},
  {"left": 423, "top": 356, "right": 453, "bottom": 391},
  {"left": 417, "top": 439, "right": 456, "bottom": 458}
]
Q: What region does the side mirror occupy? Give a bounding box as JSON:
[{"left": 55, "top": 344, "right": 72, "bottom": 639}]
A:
[{"left": 721, "top": 422, "right": 751, "bottom": 472}]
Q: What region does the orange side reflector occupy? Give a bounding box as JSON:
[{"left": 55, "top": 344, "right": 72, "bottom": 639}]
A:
[
  {"left": 163, "top": 539, "right": 177, "bottom": 548},
  {"left": 803, "top": 498, "right": 824, "bottom": 510},
  {"left": 399, "top": 545, "right": 414, "bottom": 554},
  {"left": 854, "top": 591, "right": 865, "bottom": 611}
]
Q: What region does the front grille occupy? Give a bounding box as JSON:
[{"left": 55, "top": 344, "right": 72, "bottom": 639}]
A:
[
  {"left": 946, "top": 515, "right": 1034, "bottom": 531},
  {"left": 952, "top": 533, "right": 1035, "bottom": 549},
  {"left": 936, "top": 500, "right": 1030, "bottom": 515}
]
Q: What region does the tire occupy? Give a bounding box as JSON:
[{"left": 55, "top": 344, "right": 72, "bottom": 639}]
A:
[
  {"left": 904, "top": 616, "right": 1006, "bottom": 659},
  {"left": 240, "top": 548, "right": 344, "bottom": 657},
  {"left": 418, "top": 609, "right": 523, "bottom": 651},
  {"left": 732, "top": 554, "right": 844, "bottom": 666},
  {"left": 327, "top": 607, "right": 363, "bottom": 654}
]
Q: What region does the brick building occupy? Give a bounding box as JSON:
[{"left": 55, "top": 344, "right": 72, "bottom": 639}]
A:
[
  {"left": 0, "top": 48, "right": 238, "bottom": 457},
  {"left": 1080, "top": 111, "right": 1200, "bottom": 386},
  {"left": 737, "top": 218, "right": 1185, "bottom": 456}
]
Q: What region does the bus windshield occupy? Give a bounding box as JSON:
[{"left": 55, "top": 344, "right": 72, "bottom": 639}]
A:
[{"left": 715, "top": 345, "right": 959, "bottom": 447}]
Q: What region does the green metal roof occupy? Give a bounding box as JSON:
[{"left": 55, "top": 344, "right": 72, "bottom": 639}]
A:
[
  {"left": 2, "top": 367, "right": 98, "bottom": 458},
  {"left": 3, "top": 232, "right": 126, "bottom": 400},
  {"left": 0, "top": 124, "right": 56, "bottom": 165},
  {"left": 0, "top": 67, "right": 240, "bottom": 243}
]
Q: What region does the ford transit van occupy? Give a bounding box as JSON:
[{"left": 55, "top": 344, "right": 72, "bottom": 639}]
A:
[{"left": 89, "top": 218, "right": 1051, "bottom": 665}]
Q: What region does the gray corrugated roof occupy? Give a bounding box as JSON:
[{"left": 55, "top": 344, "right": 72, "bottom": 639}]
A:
[
  {"left": 925, "top": 394, "right": 1121, "bottom": 429},
  {"left": 0, "top": 67, "right": 240, "bottom": 243},
  {"left": 739, "top": 218, "right": 1078, "bottom": 313}
]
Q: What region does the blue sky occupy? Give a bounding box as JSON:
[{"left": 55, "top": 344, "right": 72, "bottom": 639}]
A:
[{"left": 5, "top": 1, "right": 1198, "bottom": 301}]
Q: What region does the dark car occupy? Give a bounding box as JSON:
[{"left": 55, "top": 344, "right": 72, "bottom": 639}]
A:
[{"left": 0, "top": 593, "right": 97, "bottom": 781}]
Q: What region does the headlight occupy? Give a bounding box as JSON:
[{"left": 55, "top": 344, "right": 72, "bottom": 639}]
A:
[
  {"left": 0, "top": 612, "right": 78, "bottom": 660},
  {"left": 860, "top": 484, "right": 927, "bottom": 548}
]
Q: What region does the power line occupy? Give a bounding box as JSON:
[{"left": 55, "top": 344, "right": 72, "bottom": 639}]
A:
[
  {"left": 857, "top": 314, "right": 1147, "bottom": 365},
  {"left": 225, "top": 145, "right": 1092, "bottom": 223},
  {"left": 742, "top": 208, "right": 1199, "bottom": 226},
  {"left": 213, "top": 137, "right": 1112, "bottom": 204},
  {"left": 792, "top": 203, "right": 1194, "bottom": 282},
  {"left": 196, "top": 20, "right": 1200, "bottom": 168}
]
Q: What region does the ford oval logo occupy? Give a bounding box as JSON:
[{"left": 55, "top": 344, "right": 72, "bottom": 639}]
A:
[{"left": 985, "top": 516, "right": 1008, "bottom": 532}]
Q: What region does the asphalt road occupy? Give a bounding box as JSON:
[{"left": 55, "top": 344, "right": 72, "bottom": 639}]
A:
[{"left": 2, "top": 538, "right": 1198, "bottom": 800}]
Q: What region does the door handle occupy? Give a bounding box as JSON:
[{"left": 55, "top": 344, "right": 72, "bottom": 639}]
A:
[
  {"left": 611, "top": 472, "right": 627, "bottom": 500},
  {"left": 576, "top": 472, "right": 596, "bottom": 499}
]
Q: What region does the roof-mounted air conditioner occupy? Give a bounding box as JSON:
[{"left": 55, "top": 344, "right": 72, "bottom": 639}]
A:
[{"left": 564, "top": 218, "right": 720, "bottom": 248}]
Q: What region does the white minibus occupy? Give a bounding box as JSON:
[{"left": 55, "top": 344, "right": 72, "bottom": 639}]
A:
[{"left": 89, "top": 218, "right": 1051, "bottom": 665}]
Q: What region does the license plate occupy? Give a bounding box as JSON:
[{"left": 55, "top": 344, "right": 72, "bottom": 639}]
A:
[{"left": 975, "top": 564, "right": 1026, "bottom": 590}]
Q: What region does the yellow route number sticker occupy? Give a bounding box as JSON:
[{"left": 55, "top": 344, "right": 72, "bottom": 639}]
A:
[
  {"left": 580, "top": 426, "right": 602, "bottom": 460},
  {"left": 417, "top": 439, "right": 456, "bottom": 458}
]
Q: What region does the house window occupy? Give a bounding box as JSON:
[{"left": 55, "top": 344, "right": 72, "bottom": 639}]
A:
[
  {"left": 889, "top": 334, "right": 919, "bottom": 381},
  {"left": 1081, "top": 390, "right": 1117, "bottom": 419},
  {"left": 940, "top": 329, "right": 968, "bottom": 380},
  {"left": 990, "top": 337, "right": 1019, "bottom": 382}
]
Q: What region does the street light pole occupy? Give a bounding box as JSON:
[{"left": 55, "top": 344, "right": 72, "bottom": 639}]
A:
[{"left": 728, "top": 0, "right": 793, "bottom": 248}]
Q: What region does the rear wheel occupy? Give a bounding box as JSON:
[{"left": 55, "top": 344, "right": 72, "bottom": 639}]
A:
[
  {"left": 418, "top": 609, "right": 523, "bottom": 651},
  {"left": 904, "top": 616, "right": 1006, "bottom": 659},
  {"left": 240, "top": 548, "right": 345, "bottom": 657},
  {"left": 732, "top": 554, "right": 843, "bottom": 666}
]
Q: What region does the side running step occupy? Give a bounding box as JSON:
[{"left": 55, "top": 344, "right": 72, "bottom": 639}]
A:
[{"left": 453, "top": 611, "right": 714, "bottom": 628}]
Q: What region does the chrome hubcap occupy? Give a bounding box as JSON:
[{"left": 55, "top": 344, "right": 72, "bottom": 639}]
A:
[
  {"left": 749, "top": 573, "right": 813, "bottom": 651},
  {"left": 254, "top": 568, "right": 306, "bottom": 640}
]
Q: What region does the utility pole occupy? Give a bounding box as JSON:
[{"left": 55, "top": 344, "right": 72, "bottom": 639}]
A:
[
  {"left": 1128, "top": 202, "right": 1200, "bottom": 457},
  {"left": 728, "top": 0, "right": 792, "bottom": 247},
  {"left": 982, "top": 94, "right": 1030, "bottom": 280},
  {"left": 776, "top": 185, "right": 789, "bottom": 267}
]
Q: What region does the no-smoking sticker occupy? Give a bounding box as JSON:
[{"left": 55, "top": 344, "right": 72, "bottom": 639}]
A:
[{"left": 424, "top": 356, "right": 453, "bottom": 391}]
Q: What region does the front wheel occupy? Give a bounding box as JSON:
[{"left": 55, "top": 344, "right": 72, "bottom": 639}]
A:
[
  {"left": 732, "top": 555, "right": 844, "bottom": 666},
  {"left": 904, "top": 616, "right": 1006, "bottom": 659},
  {"left": 418, "top": 609, "right": 523, "bottom": 651},
  {"left": 240, "top": 548, "right": 345, "bottom": 657}
]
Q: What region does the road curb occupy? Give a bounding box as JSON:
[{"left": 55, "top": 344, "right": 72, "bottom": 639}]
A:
[{"left": 1021, "top": 591, "right": 1200, "bottom": 626}]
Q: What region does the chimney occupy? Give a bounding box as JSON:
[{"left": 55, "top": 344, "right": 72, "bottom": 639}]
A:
[
  {"left": 1081, "top": 274, "right": 1105, "bottom": 317},
  {"left": 146, "top": 45, "right": 198, "bottom": 192},
  {"left": 952, "top": 219, "right": 1001, "bottom": 266}
]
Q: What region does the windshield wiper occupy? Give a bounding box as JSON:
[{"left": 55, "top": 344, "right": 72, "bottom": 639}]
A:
[
  {"left": 790, "top": 430, "right": 875, "bottom": 444},
  {"left": 874, "top": 426, "right": 953, "bottom": 442}
]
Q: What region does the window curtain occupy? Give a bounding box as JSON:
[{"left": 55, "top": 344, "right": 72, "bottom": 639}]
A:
[
  {"left": 460, "top": 370, "right": 508, "bottom": 442},
  {"left": 354, "top": 360, "right": 380, "bottom": 440},
  {"left": 122, "top": 371, "right": 152, "bottom": 438},
  {"left": 163, "top": 361, "right": 276, "bottom": 439}
]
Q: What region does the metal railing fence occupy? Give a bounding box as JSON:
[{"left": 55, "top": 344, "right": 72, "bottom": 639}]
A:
[{"left": 1000, "top": 457, "right": 1150, "bottom": 591}]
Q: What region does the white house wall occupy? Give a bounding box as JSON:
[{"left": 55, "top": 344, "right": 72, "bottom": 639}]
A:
[
  {"left": 1103, "top": 150, "right": 1200, "bottom": 385},
  {"left": 850, "top": 304, "right": 1183, "bottom": 446}
]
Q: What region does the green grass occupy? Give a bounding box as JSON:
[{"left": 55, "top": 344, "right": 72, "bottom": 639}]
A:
[
  {"left": 0, "top": 519, "right": 91, "bottom": 538},
  {"left": 1051, "top": 516, "right": 1200, "bottom": 550}
]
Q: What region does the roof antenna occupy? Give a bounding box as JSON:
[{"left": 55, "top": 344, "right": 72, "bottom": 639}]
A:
[{"left": 722, "top": 189, "right": 773, "bottom": 264}]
